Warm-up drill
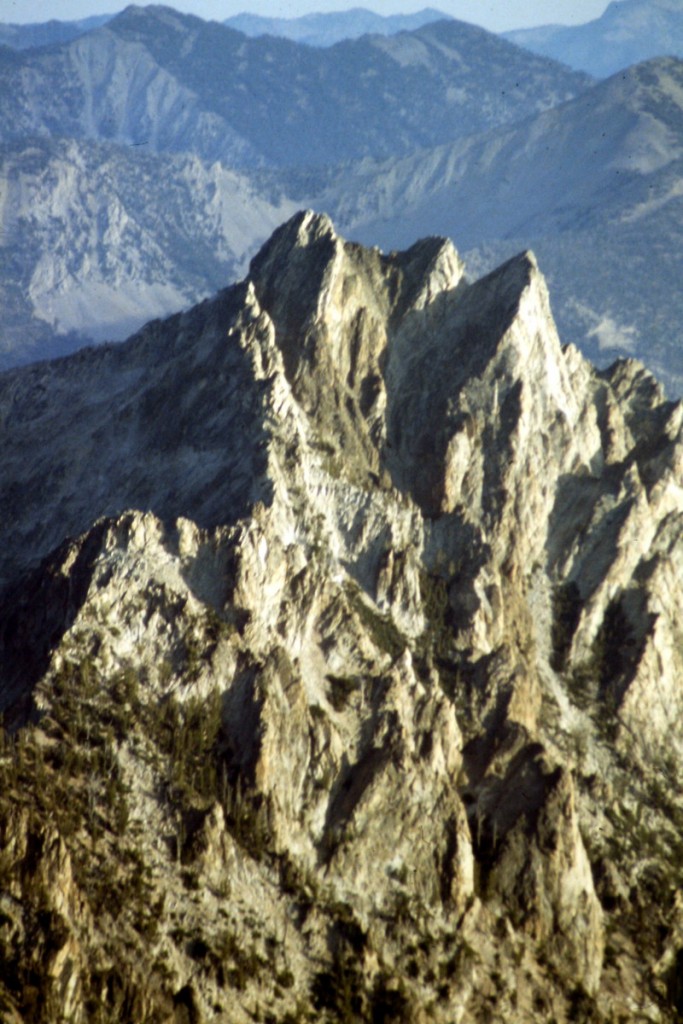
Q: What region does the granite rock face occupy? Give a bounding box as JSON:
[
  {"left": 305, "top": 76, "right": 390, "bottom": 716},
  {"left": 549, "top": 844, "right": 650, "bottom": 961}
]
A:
[{"left": 1, "top": 212, "right": 682, "bottom": 1022}]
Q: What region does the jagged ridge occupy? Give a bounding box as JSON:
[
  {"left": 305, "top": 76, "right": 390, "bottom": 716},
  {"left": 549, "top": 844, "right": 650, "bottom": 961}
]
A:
[{"left": 0, "top": 212, "right": 683, "bottom": 1023}]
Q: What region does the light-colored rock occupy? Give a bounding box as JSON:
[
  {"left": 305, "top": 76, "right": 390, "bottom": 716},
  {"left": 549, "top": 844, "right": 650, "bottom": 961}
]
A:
[{"left": 1, "top": 211, "right": 682, "bottom": 1022}]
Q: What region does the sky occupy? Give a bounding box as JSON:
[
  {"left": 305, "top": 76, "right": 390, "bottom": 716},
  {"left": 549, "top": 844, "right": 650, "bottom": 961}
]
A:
[{"left": 0, "top": 0, "right": 613, "bottom": 33}]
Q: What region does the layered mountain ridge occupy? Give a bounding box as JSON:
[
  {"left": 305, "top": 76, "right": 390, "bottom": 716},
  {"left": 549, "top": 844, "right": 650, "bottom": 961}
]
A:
[
  {"left": 0, "top": 5, "right": 589, "bottom": 169},
  {"left": 0, "top": 3, "right": 592, "bottom": 369},
  {"left": 223, "top": 8, "right": 451, "bottom": 47},
  {"left": 1, "top": 213, "right": 682, "bottom": 1023},
  {"left": 4, "top": 9, "right": 683, "bottom": 399},
  {"left": 0, "top": 6, "right": 453, "bottom": 54},
  {"left": 505, "top": 0, "right": 683, "bottom": 77},
  {"left": 326, "top": 54, "right": 683, "bottom": 394}
]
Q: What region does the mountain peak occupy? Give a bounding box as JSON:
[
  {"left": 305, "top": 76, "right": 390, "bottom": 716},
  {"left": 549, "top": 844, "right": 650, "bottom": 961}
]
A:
[
  {"left": 249, "top": 210, "right": 463, "bottom": 320},
  {"left": 505, "top": 0, "right": 683, "bottom": 76},
  {"left": 250, "top": 209, "right": 338, "bottom": 265},
  {"left": 247, "top": 211, "right": 465, "bottom": 440},
  {"left": 1, "top": 215, "right": 683, "bottom": 1021},
  {"left": 109, "top": 4, "right": 203, "bottom": 35}
]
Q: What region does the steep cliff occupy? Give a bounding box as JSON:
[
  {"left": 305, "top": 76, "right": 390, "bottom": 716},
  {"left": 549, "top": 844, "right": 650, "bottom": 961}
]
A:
[
  {"left": 0, "top": 212, "right": 682, "bottom": 1023},
  {"left": 0, "top": 5, "right": 590, "bottom": 367}
]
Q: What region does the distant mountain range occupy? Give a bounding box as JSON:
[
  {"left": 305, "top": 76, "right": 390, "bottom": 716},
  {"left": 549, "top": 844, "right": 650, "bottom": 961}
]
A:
[
  {"left": 0, "top": 4, "right": 592, "bottom": 367},
  {"left": 2, "top": 3, "right": 683, "bottom": 393},
  {"left": 505, "top": 0, "right": 683, "bottom": 77},
  {"left": 0, "top": 14, "right": 110, "bottom": 49},
  {"left": 3, "top": 2, "right": 683, "bottom": 79},
  {"left": 0, "top": 6, "right": 589, "bottom": 169},
  {"left": 0, "top": 8, "right": 449, "bottom": 52},
  {"left": 224, "top": 7, "right": 451, "bottom": 47}
]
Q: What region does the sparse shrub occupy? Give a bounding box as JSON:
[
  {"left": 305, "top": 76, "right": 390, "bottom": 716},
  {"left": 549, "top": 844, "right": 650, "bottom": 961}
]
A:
[
  {"left": 551, "top": 581, "right": 582, "bottom": 672},
  {"left": 371, "top": 974, "right": 411, "bottom": 1023},
  {"left": 346, "top": 585, "right": 405, "bottom": 660},
  {"left": 311, "top": 954, "right": 363, "bottom": 1023}
]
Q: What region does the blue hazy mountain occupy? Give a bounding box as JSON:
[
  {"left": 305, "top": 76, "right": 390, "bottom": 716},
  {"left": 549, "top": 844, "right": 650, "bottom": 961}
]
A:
[
  {"left": 320, "top": 56, "right": 683, "bottom": 393},
  {"left": 224, "top": 7, "right": 451, "bottom": 47},
  {"left": 0, "top": 14, "right": 111, "bottom": 49},
  {"left": 505, "top": 0, "right": 683, "bottom": 77},
  {"left": 0, "top": 4, "right": 588, "bottom": 364},
  {"left": 0, "top": 4, "right": 590, "bottom": 169}
]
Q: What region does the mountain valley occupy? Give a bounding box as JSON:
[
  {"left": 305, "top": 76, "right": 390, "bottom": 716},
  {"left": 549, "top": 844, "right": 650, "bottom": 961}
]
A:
[{"left": 0, "top": 136, "right": 297, "bottom": 368}]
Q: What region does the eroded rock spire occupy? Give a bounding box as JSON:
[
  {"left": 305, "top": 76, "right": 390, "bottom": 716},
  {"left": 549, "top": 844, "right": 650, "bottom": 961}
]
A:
[{"left": 0, "top": 212, "right": 682, "bottom": 1022}]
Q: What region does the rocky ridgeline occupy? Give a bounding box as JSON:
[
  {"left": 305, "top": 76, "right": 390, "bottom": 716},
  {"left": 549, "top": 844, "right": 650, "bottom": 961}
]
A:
[
  {"left": 1, "top": 211, "right": 682, "bottom": 1022},
  {"left": 0, "top": 3, "right": 590, "bottom": 368}
]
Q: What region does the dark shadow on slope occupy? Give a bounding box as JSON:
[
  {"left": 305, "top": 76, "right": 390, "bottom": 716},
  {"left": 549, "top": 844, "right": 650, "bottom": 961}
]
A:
[
  {"left": 382, "top": 251, "right": 535, "bottom": 514},
  {"left": 0, "top": 282, "right": 273, "bottom": 590},
  {"left": 0, "top": 519, "right": 114, "bottom": 724}
]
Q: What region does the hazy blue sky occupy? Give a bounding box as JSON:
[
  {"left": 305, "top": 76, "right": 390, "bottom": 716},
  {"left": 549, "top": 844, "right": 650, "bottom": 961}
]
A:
[{"left": 0, "top": 1, "right": 612, "bottom": 32}]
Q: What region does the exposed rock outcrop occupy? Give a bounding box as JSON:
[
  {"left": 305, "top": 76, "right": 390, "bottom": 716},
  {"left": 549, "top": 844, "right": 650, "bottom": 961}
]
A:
[{"left": 0, "top": 211, "right": 682, "bottom": 1022}]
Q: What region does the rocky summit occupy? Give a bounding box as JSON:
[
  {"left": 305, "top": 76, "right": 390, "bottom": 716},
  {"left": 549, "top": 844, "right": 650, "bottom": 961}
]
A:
[{"left": 1, "top": 211, "right": 683, "bottom": 1023}]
